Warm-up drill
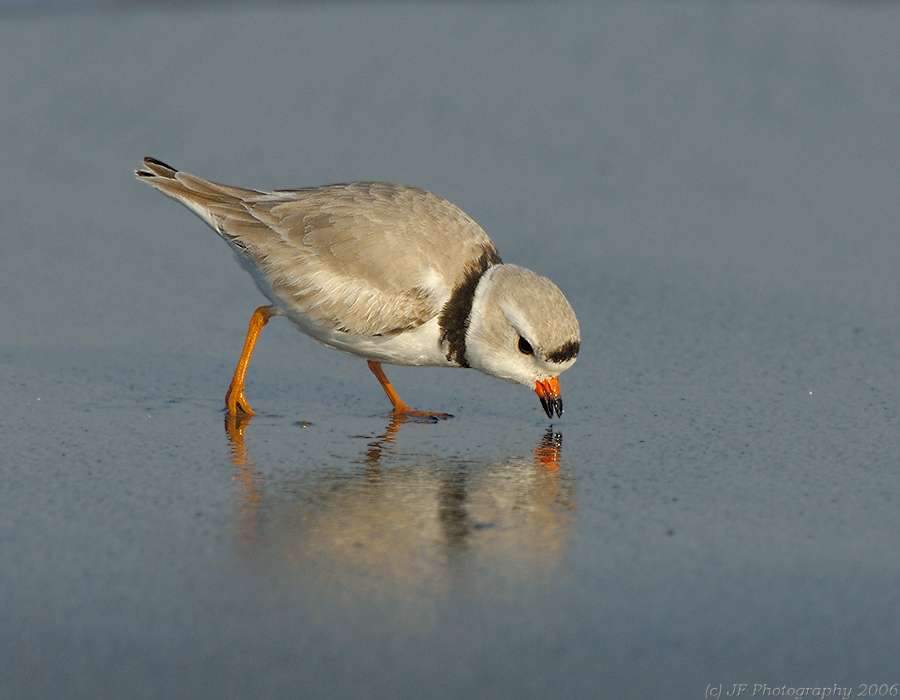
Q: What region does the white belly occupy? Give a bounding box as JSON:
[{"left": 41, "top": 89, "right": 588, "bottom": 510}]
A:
[{"left": 283, "top": 311, "right": 455, "bottom": 368}]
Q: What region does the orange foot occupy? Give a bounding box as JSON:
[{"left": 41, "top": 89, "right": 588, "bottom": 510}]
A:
[
  {"left": 367, "top": 360, "right": 452, "bottom": 421},
  {"left": 392, "top": 407, "right": 453, "bottom": 422}
]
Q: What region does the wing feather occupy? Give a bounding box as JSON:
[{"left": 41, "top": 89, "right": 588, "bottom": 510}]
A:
[{"left": 137, "top": 160, "right": 500, "bottom": 336}]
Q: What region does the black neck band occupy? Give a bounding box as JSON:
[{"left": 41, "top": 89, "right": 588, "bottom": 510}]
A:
[{"left": 438, "top": 249, "right": 501, "bottom": 367}]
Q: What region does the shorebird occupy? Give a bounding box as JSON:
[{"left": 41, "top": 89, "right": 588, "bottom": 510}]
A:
[{"left": 136, "top": 157, "right": 579, "bottom": 419}]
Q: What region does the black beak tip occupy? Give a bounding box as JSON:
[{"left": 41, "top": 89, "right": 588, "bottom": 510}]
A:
[
  {"left": 540, "top": 396, "right": 553, "bottom": 419},
  {"left": 539, "top": 396, "right": 564, "bottom": 420}
]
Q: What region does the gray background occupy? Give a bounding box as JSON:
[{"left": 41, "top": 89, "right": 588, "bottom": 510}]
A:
[{"left": 2, "top": 2, "right": 899, "bottom": 698}]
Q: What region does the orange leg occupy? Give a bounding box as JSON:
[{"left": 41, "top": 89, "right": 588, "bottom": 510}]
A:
[
  {"left": 367, "top": 360, "right": 451, "bottom": 420},
  {"left": 225, "top": 305, "right": 280, "bottom": 416}
]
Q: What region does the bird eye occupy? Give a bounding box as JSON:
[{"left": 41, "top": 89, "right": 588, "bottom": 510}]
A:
[{"left": 517, "top": 336, "right": 534, "bottom": 355}]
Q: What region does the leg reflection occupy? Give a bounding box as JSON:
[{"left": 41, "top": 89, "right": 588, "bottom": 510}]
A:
[
  {"left": 363, "top": 414, "right": 409, "bottom": 467},
  {"left": 224, "top": 412, "right": 262, "bottom": 543}
]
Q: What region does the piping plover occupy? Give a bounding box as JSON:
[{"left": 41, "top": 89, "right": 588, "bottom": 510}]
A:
[{"left": 136, "top": 157, "right": 580, "bottom": 419}]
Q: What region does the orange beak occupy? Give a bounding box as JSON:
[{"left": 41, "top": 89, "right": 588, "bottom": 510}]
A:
[{"left": 534, "top": 377, "right": 563, "bottom": 419}]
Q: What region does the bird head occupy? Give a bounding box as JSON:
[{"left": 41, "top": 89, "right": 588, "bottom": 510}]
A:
[{"left": 465, "top": 264, "right": 580, "bottom": 419}]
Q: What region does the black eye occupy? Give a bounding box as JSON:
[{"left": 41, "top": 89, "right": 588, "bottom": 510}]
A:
[{"left": 517, "top": 336, "right": 534, "bottom": 355}]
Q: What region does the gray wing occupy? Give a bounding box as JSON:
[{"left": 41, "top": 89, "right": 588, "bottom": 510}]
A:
[{"left": 136, "top": 159, "right": 500, "bottom": 336}]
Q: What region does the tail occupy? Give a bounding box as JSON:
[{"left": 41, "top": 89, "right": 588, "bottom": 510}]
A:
[
  {"left": 135, "top": 157, "right": 260, "bottom": 234},
  {"left": 135, "top": 156, "right": 178, "bottom": 181}
]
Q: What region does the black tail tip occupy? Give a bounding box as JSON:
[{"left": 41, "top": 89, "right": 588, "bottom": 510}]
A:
[
  {"left": 143, "top": 156, "right": 175, "bottom": 169},
  {"left": 136, "top": 157, "right": 178, "bottom": 179}
]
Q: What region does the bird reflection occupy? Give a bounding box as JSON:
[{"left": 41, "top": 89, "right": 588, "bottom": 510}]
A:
[{"left": 224, "top": 413, "right": 576, "bottom": 592}]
